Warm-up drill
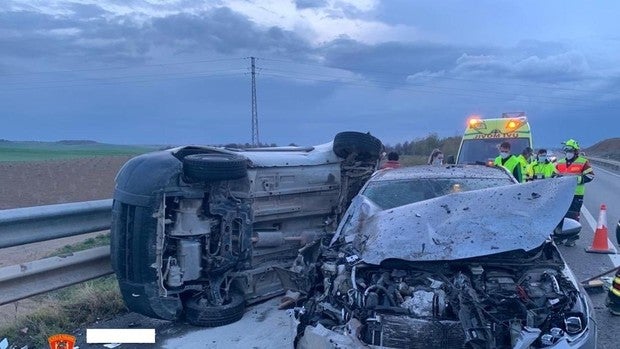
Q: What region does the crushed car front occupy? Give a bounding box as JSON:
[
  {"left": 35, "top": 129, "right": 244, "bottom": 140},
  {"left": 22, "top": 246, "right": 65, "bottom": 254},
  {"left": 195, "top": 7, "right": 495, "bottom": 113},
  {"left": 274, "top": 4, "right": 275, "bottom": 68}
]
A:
[{"left": 287, "top": 175, "right": 596, "bottom": 349}]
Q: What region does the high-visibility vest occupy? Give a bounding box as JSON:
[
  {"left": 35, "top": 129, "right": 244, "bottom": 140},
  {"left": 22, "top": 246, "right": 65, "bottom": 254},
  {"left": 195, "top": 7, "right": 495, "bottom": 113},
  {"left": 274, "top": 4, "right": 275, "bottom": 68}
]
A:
[
  {"left": 526, "top": 161, "right": 556, "bottom": 180},
  {"left": 516, "top": 155, "right": 530, "bottom": 182},
  {"left": 556, "top": 156, "right": 590, "bottom": 195},
  {"left": 494, "top": 155, "right": 521, "bottom": 182}
]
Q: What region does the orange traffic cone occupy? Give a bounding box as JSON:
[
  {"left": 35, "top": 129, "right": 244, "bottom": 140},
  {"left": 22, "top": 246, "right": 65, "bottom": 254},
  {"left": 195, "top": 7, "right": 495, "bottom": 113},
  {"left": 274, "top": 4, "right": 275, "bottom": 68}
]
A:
[{"left": 586, "top": 204, "right": 615, "bottom": 254}]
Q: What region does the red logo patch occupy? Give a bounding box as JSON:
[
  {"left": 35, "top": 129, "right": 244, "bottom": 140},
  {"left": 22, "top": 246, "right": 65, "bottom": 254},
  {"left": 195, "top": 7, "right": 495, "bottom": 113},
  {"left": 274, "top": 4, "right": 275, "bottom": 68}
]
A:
[{"left": 48, "top": 334, "right": 76, "bottom": 349}]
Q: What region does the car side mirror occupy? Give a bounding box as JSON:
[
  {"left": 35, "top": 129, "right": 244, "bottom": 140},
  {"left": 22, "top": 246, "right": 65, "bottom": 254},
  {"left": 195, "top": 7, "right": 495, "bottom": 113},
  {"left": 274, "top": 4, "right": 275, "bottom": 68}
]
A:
[
  {"left": 616, "top": 220, "right": 620, "bottom": 245},
  {"left": 446, "top": 155, "right": 455, "bottom": 164}
]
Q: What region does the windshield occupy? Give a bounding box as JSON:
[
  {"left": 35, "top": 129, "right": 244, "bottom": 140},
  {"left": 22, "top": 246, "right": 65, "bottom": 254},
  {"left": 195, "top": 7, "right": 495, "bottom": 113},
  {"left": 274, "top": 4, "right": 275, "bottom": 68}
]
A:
[
  {"left": 457, "top": 138, "right": 531, "bottom": 164},
  {"left": 362, "top": 177, "right": 515, "bottom": 209}
]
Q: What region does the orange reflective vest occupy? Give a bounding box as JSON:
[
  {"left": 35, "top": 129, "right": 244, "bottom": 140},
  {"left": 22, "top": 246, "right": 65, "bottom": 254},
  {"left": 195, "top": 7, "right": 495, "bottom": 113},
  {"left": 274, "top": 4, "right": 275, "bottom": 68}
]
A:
[{"left": 556, "top": 156, "right": 591, "bottom": 195}]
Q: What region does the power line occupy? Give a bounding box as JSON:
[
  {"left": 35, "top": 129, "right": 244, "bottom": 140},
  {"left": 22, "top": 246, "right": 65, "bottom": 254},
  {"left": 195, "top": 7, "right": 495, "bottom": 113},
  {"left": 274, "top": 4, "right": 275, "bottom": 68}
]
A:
[
  {"left": 1, "top": 57, "right": 616, "bottom": 110},
  {"left": 0, "top": 70, "right": 245, "bottom": 92},
  {"left": 0, "top": 57, "right": 244, "bottom": 77},
  {"left": 257, "top": 57, "right": 601, "bottom": 94},
  {"left": 258, "top": 71, "right": 613, "bottom": 109},
  {"left": 261, "top": 66, "right": 609, "bottom": 105},
  {"left": 1, "top": 68, "right": 247, "bottom": 87}
]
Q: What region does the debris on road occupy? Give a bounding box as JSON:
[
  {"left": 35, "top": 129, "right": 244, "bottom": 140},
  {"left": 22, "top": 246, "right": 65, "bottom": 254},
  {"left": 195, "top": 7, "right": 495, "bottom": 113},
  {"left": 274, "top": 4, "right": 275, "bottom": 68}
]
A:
[{"left": 279, "top": 290, "right": 301, "bottom": 309}]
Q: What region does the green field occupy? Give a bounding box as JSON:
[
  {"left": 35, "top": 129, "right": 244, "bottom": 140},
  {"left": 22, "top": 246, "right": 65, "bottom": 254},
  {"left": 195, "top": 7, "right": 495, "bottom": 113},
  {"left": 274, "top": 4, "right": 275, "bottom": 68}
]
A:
[{"left": 0, "top": 141, "right": 156, "bottom": 162}]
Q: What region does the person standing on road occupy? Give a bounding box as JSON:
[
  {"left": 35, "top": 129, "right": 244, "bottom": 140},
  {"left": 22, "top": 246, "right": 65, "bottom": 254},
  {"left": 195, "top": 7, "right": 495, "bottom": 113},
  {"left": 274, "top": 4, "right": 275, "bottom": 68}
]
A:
[
  {"left": 606, "top": 221, "right": 620, "bottom": 315},
  {"left": 381, "top": 152, "right": 401, "bottom": 169},
  {"left": 427, "top": 149, "right": 444, "bottom": 165},
  {"left": 517, "top": 147, "right": 534, "bottom": 182},
  {"left": 494, "top": 141, "right": 522, "bottom": 182},
  {"left": 525, "top": 149, "right": 558, "bottom": 181},
  {"left": 555, "top": 139, "right": 594, "bottom": 246}
]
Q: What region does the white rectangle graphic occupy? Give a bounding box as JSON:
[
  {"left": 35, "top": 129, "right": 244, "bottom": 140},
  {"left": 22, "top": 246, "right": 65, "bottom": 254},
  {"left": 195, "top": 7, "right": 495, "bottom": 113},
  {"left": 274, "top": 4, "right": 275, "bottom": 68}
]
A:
[{"left": 86, "top": 329, "right": 156, "bottom": 343}]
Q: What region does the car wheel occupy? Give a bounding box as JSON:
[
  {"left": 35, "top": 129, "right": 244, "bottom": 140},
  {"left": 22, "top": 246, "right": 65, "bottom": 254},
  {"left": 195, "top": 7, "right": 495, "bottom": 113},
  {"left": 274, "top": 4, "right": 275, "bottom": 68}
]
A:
[
  {"left": 333, "top": 131, "right": 382, "bottom": 161},
  {"left": 111, "top": 201, "right": 183, "bottom": 321},
  {"left": 184, "top": 289, "right": 246, "bottom": 327},
  {"left": 183, "top": 153, "right": 248, "bottom": 182}
]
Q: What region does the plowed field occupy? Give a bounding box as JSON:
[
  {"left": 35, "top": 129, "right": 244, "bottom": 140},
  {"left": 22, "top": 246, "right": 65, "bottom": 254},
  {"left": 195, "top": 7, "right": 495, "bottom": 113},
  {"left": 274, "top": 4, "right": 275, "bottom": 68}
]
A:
[{"left": 0, "top": 156, "right": 131, "bottom": 209}]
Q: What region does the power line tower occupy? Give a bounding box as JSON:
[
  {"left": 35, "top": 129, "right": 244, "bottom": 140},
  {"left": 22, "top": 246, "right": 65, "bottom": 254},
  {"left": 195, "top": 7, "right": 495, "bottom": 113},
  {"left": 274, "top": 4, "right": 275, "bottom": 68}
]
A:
[{"left": 250, "top": 56, "right": 260, "bottom": 146}]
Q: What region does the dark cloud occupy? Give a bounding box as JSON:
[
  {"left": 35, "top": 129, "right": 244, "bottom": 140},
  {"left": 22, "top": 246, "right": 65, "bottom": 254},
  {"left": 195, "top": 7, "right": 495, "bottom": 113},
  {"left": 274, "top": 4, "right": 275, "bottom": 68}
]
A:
[
  {"left": 453, "top": 51, "right": 591, "bottom": 83},
  {"left": 0, "top": 5, "right": 313, "bottom": 70},
  {"left": 66, "top": 3, "right": 110, "bottom": 18},
  {"left": 0, "top": 7, "right": 148, "bottom": 66},
  {"left": 294, "top": 0, "right": 328, "bottom": 10},
  {"left": 151, "top": 7, "right": 312, "bottom": 57},
  {"left": 513, "top": 39, "right": 570, "bottom": 58},
  {"left": 320, "top": 39, "right": 480, "bottom": 81},
  {"left": 0, "top": 10, "right": 76, "bottom": 31}
]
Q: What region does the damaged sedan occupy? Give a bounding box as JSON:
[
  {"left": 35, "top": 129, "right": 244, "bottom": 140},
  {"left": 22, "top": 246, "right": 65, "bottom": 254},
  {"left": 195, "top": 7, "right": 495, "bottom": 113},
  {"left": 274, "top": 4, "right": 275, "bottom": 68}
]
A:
[{"left": 282, "top": 166, "right": 596, "bottom": 348}]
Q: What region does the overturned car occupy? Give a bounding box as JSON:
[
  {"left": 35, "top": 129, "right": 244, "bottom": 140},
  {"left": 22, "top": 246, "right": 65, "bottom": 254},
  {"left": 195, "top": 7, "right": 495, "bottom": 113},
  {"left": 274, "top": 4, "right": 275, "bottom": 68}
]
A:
[
  {"left": 282, "top": 166, "right": 596, "bottom": 348},
  {"left": 109, "top": 131, "right": 382, "bottom": 326}
]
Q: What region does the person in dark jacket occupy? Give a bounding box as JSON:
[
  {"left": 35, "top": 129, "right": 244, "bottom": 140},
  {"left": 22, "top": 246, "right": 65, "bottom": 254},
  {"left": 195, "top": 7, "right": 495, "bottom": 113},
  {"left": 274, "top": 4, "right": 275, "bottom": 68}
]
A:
[{"left": 381, "top": 152, "right": 401, "bottom": 169}]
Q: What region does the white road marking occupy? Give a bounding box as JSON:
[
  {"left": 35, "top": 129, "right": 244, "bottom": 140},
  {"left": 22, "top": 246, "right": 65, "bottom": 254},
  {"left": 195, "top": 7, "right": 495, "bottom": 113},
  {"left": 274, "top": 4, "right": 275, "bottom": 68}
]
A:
[
  {"left": 581, "top": 205, "right": 620, "bottom": 266},
  {"left": 592, "top": 165, "right": 620, "bottom": 179}
]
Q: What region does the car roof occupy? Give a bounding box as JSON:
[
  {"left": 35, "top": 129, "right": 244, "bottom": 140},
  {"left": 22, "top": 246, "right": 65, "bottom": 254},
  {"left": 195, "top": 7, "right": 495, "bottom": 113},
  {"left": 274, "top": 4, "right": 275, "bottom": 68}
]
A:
[{"left": 370, "top": 164, "right": 515, "bottom": 182}]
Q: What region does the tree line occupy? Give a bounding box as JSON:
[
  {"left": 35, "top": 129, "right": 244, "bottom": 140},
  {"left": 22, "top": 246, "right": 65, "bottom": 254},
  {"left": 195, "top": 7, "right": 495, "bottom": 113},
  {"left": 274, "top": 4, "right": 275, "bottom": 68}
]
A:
[{"left": 384, "top": 133, "right": 462, "bottom": 158}]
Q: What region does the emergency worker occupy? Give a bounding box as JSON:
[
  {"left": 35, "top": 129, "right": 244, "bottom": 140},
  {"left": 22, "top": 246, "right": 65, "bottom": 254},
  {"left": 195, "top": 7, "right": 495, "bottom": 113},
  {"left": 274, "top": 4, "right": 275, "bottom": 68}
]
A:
[
  {"left": 555, "top": 139, "right": 594, "bottom": 246},
  {"left": 494, "top": 141, "right": 522, "bottom": 182},
  {"left": 517, "top": 147, "right": 534, "bottom": 182},
  {"left": 606, "top": 221, "right": 620, "bottom": 315},
  {"left": 525, "top": 149, "right": 557, "bottom": 181}
]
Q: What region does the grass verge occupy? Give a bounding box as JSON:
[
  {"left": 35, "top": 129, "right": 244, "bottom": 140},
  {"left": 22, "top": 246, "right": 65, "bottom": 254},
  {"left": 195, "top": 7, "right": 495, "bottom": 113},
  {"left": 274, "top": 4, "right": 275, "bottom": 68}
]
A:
[
  {"left": 49, "top": 233, "right": 111, "bottom": 257},
  {"left": 0, "top": 234, "right": 126, "bottom": 348}
]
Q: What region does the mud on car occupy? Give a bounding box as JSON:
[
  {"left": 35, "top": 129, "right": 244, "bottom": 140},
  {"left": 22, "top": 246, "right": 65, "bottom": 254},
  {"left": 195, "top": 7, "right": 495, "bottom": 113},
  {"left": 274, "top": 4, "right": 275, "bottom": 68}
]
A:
[
  {"left": 110, "top": 131, "right": 382, "bottom": 326},
  {"left": 282, "top": 166, "right": 596, "bottom": 349}
]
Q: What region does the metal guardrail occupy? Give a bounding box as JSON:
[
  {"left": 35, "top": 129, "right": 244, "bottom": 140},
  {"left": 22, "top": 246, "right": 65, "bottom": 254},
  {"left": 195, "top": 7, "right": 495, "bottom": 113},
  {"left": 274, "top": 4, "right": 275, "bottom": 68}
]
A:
[
  {"left": 589, "top": 156, "right": 620, "bottom": 171},
  {"left": 0, "top": 199, "right": 112, "bottom": 248},
  {"left": 0, "top": 246, "right": 113, "bottom": 305},
  {"left": 0, "top": 199, "right": 114, "bottom": 305}
]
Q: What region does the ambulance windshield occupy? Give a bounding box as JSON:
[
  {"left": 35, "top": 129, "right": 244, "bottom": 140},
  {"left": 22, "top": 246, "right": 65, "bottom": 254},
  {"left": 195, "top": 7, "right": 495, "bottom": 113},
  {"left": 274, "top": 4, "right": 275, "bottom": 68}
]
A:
[{"left": 457, "top": 138, "right": 531, "bottom": 164}]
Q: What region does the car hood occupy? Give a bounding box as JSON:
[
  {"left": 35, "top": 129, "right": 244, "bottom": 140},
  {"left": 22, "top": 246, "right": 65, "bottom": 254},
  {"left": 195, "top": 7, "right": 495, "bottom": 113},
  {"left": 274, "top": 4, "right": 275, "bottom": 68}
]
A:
[{"left": 352, "top": 176, "right": 576, "bottom": 264}]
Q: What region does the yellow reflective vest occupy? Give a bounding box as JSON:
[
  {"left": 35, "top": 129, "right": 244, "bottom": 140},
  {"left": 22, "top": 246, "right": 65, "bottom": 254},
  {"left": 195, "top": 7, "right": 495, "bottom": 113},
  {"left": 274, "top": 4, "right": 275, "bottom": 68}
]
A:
[
  {"left": 526, "top": 161, "right": 557, "bottom": 180},
  {"left": 494, "top": 154, "right": 522, "bottom": 182},
  {"left": 517, "top": 154, "right": 530, "bottom": 182}
]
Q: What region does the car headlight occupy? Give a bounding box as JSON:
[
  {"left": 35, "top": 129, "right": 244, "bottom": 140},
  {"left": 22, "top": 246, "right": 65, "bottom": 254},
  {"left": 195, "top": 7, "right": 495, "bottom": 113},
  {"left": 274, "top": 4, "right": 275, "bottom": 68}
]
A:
[
  {"left": 540, "top": 327, "right": 564, "bottom": 346},
  {"left": 564, "top": 315, "right": 583, "bottom": 335}
]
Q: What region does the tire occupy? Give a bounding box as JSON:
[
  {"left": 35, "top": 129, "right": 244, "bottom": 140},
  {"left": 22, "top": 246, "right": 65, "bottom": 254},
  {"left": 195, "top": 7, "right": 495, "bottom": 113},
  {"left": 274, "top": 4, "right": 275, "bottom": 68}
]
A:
[
  {"left": 112, "top": 201, "right": 183, "bottom": 321},
  {"left": 183, "top": 153, "right": 248, "bottom": 182},
  {"left": 184, "top": 290, "right": 246, "bottom": 327},
  {"left": 333, "top": 131, "right": 382, "bottom": 161}
]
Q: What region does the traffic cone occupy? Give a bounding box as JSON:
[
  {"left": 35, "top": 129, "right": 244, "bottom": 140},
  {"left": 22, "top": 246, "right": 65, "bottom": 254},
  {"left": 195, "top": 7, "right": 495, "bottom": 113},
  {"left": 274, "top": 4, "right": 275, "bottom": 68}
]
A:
[{"left": 585, "top": 204, "right": 615, "bottom": 254}]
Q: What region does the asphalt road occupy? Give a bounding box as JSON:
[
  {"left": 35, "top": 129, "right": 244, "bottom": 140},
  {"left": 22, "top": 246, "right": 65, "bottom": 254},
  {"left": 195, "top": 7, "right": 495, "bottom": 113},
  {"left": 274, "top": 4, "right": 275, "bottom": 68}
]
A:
[{"left": 74, "top": 164, "right": 620, "bottom": 349}]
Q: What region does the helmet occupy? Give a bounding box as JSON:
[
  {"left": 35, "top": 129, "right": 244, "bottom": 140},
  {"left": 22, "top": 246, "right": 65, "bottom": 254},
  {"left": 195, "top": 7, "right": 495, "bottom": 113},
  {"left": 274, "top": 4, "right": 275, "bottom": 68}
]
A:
[{"left": 562, "top": 139, "right": 580, "bottom": 150}]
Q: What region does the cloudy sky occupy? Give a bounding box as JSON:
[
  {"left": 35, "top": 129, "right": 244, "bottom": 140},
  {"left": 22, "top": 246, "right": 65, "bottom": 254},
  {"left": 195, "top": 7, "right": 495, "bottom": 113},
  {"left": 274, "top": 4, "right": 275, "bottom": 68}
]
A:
[{"left": 1, "top": 0, "right": 619, "bottom": 148}]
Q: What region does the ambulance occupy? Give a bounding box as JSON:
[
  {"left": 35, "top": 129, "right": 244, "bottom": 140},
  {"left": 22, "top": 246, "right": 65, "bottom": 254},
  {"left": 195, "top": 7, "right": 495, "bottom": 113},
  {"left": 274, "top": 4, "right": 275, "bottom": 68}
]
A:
[{"left": 456, "top": 112, "right": 533, "bottom": 165}]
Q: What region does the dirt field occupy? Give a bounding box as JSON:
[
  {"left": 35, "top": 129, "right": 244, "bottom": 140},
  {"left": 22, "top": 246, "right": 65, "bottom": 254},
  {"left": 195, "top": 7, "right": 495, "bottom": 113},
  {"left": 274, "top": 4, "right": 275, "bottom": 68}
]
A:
[
  {"left": 0, "top": 156, "right": 131, "bottom": 209},
  {"left": 0, "top": 156, "right": 132, "bottom": 324}
]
